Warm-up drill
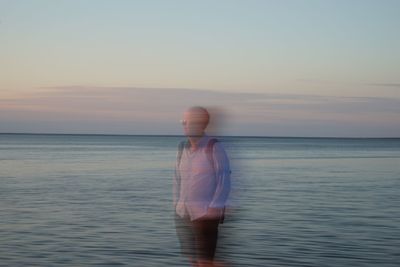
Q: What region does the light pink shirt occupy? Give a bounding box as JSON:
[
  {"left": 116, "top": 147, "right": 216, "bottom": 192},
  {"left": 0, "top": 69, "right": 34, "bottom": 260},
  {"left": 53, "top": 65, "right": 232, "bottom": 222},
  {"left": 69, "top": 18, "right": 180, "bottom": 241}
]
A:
[{"left": 173, "top": 135, "right": 231, "bottom": 221}]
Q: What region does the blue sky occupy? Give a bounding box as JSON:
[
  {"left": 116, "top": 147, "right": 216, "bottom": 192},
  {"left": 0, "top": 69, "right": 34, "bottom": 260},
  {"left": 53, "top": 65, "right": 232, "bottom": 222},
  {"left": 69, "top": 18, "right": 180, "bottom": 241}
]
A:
[{"left": 1, "top": 0, "right": 399, "bottom": 136}]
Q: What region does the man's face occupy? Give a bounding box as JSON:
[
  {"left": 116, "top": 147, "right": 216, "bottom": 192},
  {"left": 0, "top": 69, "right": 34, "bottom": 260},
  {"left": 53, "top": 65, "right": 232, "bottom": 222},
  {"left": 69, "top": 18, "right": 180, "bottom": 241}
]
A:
[{"left": 182, "top": 111, "right": 208, "bottom": 137}]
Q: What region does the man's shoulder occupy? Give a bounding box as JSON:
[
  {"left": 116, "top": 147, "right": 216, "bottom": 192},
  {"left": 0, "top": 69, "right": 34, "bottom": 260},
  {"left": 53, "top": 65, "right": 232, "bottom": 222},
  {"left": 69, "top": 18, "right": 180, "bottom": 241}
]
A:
[
  {"left": 178, "top": 140, "right": 187, "bottom": 148},
  {"left": 176, "top": 136, "right": 224, "bottom": 152},
  {"left": 206, "top": 137, "right": 219, "bottom": 147},
  {"left": 208, "top": 137, "right": 225, "bottom": 150}
]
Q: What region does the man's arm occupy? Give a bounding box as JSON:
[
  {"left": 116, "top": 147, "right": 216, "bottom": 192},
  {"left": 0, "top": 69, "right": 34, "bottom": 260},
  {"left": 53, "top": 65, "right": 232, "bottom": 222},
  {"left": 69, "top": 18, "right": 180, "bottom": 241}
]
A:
[
  {"left": 173, "top": 141, "right": 185, "bottom": 208},
  {"left": 209, "top": 142, "right": 231, "bottom": 210},
  {"left": 173, "top": 160, "right": 180, "bottom": 209}
]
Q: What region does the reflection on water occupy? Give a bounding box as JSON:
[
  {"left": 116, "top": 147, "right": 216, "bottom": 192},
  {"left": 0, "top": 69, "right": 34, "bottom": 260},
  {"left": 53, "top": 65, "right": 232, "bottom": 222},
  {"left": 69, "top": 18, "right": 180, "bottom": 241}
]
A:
[{"left": 0, "top": 134, "right": 399, "bottom": 266}]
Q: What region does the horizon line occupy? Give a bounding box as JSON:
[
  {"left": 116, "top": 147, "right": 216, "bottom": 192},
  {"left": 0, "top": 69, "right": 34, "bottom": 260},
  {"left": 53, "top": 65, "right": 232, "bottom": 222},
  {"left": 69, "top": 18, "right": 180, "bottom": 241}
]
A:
[{"left": 0, "top": 132, "right": 399, "bottom": 139}]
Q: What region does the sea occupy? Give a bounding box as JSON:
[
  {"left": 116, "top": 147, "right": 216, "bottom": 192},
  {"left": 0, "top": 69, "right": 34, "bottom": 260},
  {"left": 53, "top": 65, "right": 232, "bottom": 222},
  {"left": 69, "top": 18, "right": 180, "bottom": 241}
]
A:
[{"left": 0, "top": 133, "right": 399, "bottom": 267}]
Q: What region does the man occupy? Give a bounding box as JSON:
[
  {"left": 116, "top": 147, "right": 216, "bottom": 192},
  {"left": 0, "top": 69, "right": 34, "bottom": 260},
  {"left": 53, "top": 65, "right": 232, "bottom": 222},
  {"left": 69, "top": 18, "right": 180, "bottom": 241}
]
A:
[{"left": 174, "top": 106, "right": 231, "bottom": 267}]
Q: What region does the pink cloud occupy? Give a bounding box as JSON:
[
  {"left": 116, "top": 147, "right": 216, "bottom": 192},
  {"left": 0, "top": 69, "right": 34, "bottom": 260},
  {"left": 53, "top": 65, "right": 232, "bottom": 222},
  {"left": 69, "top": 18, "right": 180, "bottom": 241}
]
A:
[{"left": 1, "top": 86, "right": 399, "bottom": 137}]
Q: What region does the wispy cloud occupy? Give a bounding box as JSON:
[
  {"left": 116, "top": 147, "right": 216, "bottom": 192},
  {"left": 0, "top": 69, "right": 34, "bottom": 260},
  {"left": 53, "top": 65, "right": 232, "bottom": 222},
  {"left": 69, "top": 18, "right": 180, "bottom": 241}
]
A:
[
  {"left": 365, "top": 83, "right": 400, "bottom": 88},
  {"left": 1, "top": 86, "right": 399, "bottom": 137},
  {"left": 297, "top": 79, "right": 400, "bottom": 89}
]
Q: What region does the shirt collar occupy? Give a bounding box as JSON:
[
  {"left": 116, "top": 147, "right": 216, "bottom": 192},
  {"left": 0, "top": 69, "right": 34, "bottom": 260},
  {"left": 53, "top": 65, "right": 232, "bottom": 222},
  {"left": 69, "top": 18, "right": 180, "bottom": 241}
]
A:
[
  {"left": 186, "top": 133, "right": 210, "bottom": 148},
  {"left": 197, "top": 134, "right": 210, "bottom": 147}
]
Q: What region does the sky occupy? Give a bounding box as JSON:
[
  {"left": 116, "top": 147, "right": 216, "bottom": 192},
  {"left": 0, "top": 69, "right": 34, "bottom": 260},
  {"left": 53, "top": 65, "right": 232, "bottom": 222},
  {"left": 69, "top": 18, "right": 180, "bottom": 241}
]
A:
[{"left": 1, "top": 0, "right": 399, "bottom": 137}]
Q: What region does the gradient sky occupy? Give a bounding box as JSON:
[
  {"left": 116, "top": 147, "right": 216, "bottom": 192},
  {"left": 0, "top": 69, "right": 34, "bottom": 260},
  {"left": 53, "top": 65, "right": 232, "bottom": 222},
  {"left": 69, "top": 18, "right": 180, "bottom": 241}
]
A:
[{"left": 1, "top": 0, "right": 400, "bottom": 137}]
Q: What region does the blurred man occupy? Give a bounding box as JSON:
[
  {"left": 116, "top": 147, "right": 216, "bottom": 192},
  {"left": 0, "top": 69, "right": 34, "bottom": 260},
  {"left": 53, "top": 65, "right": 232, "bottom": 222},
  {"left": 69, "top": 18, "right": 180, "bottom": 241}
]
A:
[{"left": 174, "top": 106, "right": 231, "bottom": 267}]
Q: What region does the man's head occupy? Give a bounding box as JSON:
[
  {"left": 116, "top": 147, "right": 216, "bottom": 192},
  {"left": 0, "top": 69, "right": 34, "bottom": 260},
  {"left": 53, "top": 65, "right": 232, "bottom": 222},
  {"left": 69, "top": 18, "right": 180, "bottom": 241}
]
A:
[{"left": 181, "top": 106, "right": 210, "bottom": 137}]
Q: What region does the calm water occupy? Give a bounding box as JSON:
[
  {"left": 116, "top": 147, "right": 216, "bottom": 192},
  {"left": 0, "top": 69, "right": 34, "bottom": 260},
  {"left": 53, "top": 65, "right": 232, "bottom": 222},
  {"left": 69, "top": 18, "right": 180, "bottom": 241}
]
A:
[{"left": 0, "top": 134, "right": 399, "bottom": 266}]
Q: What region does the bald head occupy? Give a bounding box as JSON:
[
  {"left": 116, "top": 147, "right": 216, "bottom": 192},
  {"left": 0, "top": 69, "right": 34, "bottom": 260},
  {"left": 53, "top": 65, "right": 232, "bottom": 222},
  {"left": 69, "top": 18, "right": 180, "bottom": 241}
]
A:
[{"left": 182, "top": 106, "right": 210, "bottom": 137}]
